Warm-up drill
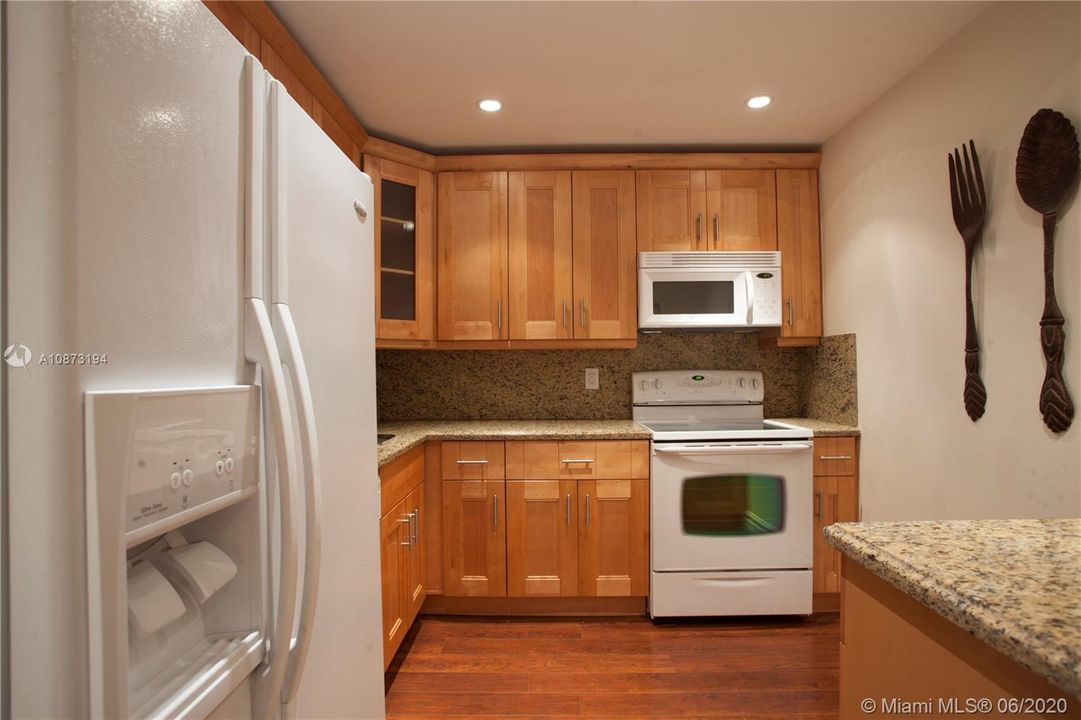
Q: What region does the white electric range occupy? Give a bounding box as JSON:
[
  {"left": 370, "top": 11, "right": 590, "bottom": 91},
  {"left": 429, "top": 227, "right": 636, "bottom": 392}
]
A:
[{"left": 633, "top": 370, "right": 813, "bottom": 618}]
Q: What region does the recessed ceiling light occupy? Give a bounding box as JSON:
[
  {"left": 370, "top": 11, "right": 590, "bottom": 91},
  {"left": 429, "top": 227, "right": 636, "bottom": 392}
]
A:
[
  {"left": 477, "top": 98, "right": 502, "bottom": 112},
  {"left": 745, "top": 95, "right": 773, "bottom": 109}
]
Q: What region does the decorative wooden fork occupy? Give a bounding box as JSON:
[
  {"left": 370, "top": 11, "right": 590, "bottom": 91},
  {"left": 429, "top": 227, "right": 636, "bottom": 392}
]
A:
[{"left": 948, "top": 140, "right": 988, "bottom": 421}]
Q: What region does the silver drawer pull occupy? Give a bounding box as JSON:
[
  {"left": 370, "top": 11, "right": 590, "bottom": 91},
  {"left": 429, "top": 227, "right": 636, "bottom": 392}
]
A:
[
  {"left": 561, "top": 458, "right": 594, "bottom": 464},
  {"left": 818, "top": 455, "right": 852, "bottom": 461},
  {"left": 456, "top": 459, "right": 489, "bottom": 465}
]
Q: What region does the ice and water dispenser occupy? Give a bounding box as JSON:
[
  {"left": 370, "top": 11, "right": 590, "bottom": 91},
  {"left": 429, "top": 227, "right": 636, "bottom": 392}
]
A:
[{"left": 86, "top": 386, "right": 268, "bottom": 718}]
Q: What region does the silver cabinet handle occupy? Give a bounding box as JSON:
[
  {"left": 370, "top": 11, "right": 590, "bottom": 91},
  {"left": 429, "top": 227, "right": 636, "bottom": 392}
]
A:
[
  {"left": 579, "top": 299, "right": 586, "bottom": 328},
  {"left": 562, "top": 300, "right": 568, "bottom": 329},
  {"left": 496, "top": 299, "right": 502, "bottom": 332},
  {"left": 414, "top": 507, "right": 420, "bottom": 545},
  {"left": 561, "top": 458, "right": 594, "bottom": 464},
  {"left": 713, "top": 212, "right": 720, "bottom": 249},
  {"left": 456, "top": 459, "right": 489, "bottom": 465},
  {"left": 786, "top": 297, "right": 793, "bottom": 326},
  {"left": 815, "top": 491, "right": 823, "bottom": 521},
  {"left": 565, "top": 493, "right": 572, "bottom": 527},
  {"left": 399, "top": 516, "right": 412, "bottom": 547},
  {"left": 585, "top": 493, "right": 591, "bottom": 528},
  {"left": 818, "top": 455, "right": 852, "bottom": 461},
  {"left": 492, "top": 494, "right": 499, "bottom": 529},
  {"left": 696, "top": 212, "right": 703, "bottom": 246}
]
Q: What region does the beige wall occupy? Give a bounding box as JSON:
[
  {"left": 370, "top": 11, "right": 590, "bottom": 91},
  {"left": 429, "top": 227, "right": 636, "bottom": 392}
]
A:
[{"left": 821, "top": 2, "right": 1080, "bottom": 520}]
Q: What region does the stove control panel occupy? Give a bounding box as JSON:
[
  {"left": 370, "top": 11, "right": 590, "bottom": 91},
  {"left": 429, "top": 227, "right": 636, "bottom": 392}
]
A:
[{"left": 632, "top": 370, "right": 764, "bottom": 404}]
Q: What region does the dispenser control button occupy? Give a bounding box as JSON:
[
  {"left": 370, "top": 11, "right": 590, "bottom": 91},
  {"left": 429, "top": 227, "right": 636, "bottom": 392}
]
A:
[
  {"left": 224, "top": 457, "right": 235, "bottom": 473},
  {"left": 169, "top": 472, "right": 182, "bottom": 491},
  {"left": 182, "top": 469, "right": 194, "bottom": 486},
  {"left": 215, "top": 460, "right": 225, "bottom": 477}
]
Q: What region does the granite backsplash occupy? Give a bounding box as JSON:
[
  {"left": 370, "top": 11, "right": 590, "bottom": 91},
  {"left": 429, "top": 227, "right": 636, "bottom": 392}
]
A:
[{"left": 377, "top": 332, "right": 858, "bottom": 424}]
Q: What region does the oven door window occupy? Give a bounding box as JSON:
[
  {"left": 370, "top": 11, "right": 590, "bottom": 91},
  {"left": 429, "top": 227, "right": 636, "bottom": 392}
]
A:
[
  {"left": 681, "top": 475, "right": 785, "bottom": 535},
  {"left": 652, "top": 280, "right": 735, "bottom": 315}
]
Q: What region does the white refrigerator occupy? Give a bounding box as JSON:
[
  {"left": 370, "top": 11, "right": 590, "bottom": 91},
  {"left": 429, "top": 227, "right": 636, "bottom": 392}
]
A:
[{"left": 3, "top": 2, "right": 385, "bottom": 718}]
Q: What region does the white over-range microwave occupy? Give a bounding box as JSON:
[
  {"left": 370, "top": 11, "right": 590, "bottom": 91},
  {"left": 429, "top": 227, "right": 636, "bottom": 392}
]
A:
[{"left": 638, "top": 251, "right": 782, "bottom": 330}]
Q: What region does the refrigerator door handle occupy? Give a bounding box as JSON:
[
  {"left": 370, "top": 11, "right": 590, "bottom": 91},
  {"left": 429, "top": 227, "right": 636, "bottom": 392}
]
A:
[
  {"left": 272, "top": 303, "right": 323, "bottom": 705},
  {"left": 244, "top": 298, "right": 300, "bottom": 720}
]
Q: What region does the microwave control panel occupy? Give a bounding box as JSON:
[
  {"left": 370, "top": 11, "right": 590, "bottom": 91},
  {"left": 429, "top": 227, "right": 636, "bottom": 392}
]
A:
[
  {"left": 86, "top": 386, "right": 260, "bottom": 541},
  {"left": 750, "top": 270, "right": 782, "bottom": 326}
]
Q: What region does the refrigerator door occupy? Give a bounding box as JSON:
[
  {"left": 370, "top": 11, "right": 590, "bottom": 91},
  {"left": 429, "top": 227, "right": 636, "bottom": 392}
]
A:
[
  {"left": 5, "top": 3, "right": 251, "bottom": 717},
  {"left": 267, "top": 80, "right": 384, "bottom": 719}
]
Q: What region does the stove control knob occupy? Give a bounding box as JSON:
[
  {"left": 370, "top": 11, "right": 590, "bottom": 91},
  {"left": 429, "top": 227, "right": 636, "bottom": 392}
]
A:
[
  {"left": 738, "top": 377, "right": 746, "bottom": 388},
  {"left": 639, "top": 380, "right": 650, "bottom": 391},
  {"left": 652, "top": 379, "right": 663, "bottom": 390},
  {"left": 751, "top": 378, "right": 759, "bottom": 389}
]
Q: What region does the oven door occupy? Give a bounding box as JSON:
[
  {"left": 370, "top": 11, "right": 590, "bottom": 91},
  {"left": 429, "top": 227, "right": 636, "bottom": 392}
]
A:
[
  {"left": 651, "top": 441, "right": 812, "bottom": 571},
  {"left": 638, "top": 267, "right": 752, "bottom": 329}
]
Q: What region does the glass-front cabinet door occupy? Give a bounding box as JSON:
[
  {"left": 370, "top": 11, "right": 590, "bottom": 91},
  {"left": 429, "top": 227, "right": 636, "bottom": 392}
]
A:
[{"left": 365, "top": 156, "right": 434, "bottom": 343}]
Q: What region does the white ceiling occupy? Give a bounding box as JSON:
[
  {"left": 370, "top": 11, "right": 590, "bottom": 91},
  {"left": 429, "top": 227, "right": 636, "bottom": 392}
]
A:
[{"left": 269, "top": 1, "right": 988, "bottom": 153}]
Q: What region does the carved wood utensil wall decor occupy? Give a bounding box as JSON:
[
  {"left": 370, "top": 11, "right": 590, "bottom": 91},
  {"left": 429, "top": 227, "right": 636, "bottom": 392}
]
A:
[
  {"left": 948, "top": 140, "right": 988, "bottom": 421},
  {"left": 1016, "top": 108, "right": 1079, "bottom": 433}
]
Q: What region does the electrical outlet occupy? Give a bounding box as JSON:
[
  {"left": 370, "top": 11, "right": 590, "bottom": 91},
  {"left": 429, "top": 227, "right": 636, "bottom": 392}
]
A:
[{"left": 585, "top": 368, "right": 599, "bottom": 390}]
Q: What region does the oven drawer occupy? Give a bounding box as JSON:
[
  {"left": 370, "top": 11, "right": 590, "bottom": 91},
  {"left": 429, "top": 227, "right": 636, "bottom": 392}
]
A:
[{"left": 650, "top": 569, "right": 812, "bottom": 617}]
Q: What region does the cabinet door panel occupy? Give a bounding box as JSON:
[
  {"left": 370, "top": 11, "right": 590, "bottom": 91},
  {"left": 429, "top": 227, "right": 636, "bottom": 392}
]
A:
[
  {"left": 437, "top": 171, "right": 508, "bottom": 340},
  {"left": 509, "top": 171, "right": 573, "bottom": 340},
  {"left": 441, "top": 441, "right": 505, "bottom": 480},
  {"left": 506, "top": 480, "right": 578, "bottom": 597},
  {"left": 442, "top": 479, "right": 507, "bottom": 596},
  {"left": 405, "top": 485, "right": 427, "bottom": 624},
  {"left": 706, "top": 170, "right": 777, "bottom": 251},
  {"left": 380, "top": 499, "right": 409, "bottom": 667},
  {"left": 776, "top": 169, "right": 822, "bottom": 339},
  {"left": 636, "top": 170, "right": 707, "bottom": 252},
  {"left": 578, "top": 478, "right": 648, "bottom": 596},
  {"left": 368, "top": 157, "right": 434, "bottom": 341},
  {"left": 572, "top": 170, "right": 637, "bottom": 339},
  {"left": 812, "top": 475, "right": 835, "bottom": 594}
]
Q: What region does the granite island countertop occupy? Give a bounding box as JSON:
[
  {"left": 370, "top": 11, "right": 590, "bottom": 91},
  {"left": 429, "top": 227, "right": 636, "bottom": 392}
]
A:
[{"left": 825, "top": 519, "right": 1081, "bottom": 699}]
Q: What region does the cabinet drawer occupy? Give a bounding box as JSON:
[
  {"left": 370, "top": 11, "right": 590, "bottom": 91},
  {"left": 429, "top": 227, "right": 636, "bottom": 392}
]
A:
[
  {"left": 379, "top": 444, "right": 425, "bottom": 517},
  {"left": 505, "top": 440, "right": 650, "bottom": 479},
  {"left": 813, "top": 436, "right": 858, "bottom": 476},
  {"left": 441, "top": 441, "right": 505, "bottom": 480}
]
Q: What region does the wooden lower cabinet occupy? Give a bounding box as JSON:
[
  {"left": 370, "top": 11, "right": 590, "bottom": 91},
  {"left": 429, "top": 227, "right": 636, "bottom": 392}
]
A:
[
  {"left": 812, "top": 436, "right": 860, "bottom": 611},
  {"left": 578, "top": 478, "right": 649, "bottom": 597},
  {"left": 442, "top": 478, "right": 507, "bottom": 597},
  {"left": 379, "top": 446, "right": 426, "bottom": 668},
  {"left": 506, "top": 480, "right": 578, "bottom": 597}
]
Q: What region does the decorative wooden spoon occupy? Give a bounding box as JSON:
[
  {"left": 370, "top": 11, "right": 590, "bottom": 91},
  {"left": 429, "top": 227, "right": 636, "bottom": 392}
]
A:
[{"left": 1016, "top": 108, "right": 1079, "bottom": 433}]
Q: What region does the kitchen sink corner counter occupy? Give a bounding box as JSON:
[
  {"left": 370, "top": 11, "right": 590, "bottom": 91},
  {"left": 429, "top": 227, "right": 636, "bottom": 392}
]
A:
[
  {"left": 826, "top": 519, "right": 1081, "bottom": 702},
  {"left": 376, "top": 420, "right": 652, "bottom": 466},
  {"left": 772, "top": 418, "right": 860, "bottom": 436}
]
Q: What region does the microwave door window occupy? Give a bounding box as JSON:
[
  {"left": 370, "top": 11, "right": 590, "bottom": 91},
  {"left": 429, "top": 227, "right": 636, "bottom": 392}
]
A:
[
  {"left": 652, "top": 280, "right": 735, "bottom": 315},
  {"left": 681, "top": 475, "right": 785, "bottom": 536}
]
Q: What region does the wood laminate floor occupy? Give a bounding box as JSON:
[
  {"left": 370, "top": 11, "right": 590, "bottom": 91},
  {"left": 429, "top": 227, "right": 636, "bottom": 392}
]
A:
[{"left": 385, "top": 614, "right": 840, "bottom": 719}]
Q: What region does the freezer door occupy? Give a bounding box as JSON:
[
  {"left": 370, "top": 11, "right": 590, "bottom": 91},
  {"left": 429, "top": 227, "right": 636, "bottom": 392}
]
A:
[
  {"left": 269, "top": 80, "right": 384, "bottom": 719},
  {"left": 5, "top": 3, "right": 251, "bottom": 717}
]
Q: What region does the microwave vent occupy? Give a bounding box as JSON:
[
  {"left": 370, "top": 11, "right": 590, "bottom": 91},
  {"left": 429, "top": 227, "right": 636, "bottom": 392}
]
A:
[{"left": 637, "top": 251, "right": 781, "bottom": 269}]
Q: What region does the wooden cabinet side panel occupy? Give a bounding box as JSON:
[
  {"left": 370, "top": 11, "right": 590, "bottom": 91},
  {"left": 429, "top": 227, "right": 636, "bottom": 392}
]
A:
[
  {"left": 424, "top": 441, "right": 444, "bottom": 594},
  {"left": 506, "top": 480, "right": 578, "bottom": 597},
  {"left": 508, "top": 171, "right": 573, "bottom": 340},
  {"left": 437, "top": 172, "right": 509, "bottom": 341},
  {"left": 571, "top": 170, "right": 637, "bottom": 339},
  {"left": 379, "top": 499, "right": 408, "bottom": 668},
  {"left": 406, "top": 485, "right": 427, "bottom": 624}
]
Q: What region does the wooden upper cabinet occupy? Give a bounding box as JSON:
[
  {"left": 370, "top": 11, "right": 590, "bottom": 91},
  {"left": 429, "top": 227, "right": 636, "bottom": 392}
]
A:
[
  {"left": 578, "top": 478, "right": 649, "bottom": 597},
  {"left": 571, "top": 171, "right": 637, "bottom": 340},
  {"left": 508, "top": 171, "right": 573, "bottom": 340},
  {"left": 636, "top": 170, "right": 707, "bottom": 252},
  {"left": 776, "top": 169, "right": 823, "bottom": 341},
  {"left": 442, "top": 478, "right": 507, "bottom": 597},
  {"left": 437, "top": 172, "right": 509, "bottom": 340},
  {"left": 367, "top": 157, "right": 434, "bottom": 343},
  {"left": 506, "top": 480, "right": 578, "bottom": 597},
  {"left": 313, "top": 101, "right": 360, "bottom": 165},
  {"left": 705, "top": 170, "right": 777, "bottom": 251}
]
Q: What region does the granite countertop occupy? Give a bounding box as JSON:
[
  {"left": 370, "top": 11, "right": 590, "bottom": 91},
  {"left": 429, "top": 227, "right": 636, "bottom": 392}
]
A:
[
  {"left": 825, "top": 519, "right": 1081, "bottom": 699},
  {"left": 377, "top": 419, "right": 651, "bottom": 466},
  {"left": 772, "top": 418, "right": 860, "bottom": 436}
]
